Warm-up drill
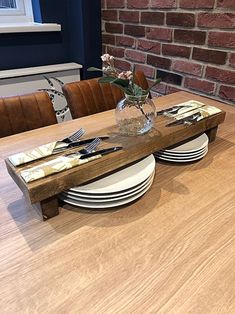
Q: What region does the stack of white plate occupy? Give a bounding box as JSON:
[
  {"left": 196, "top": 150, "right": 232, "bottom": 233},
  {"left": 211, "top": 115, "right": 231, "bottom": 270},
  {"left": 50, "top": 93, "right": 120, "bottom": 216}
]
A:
[
  {"left": 59, "top": 154, "right": 155, "bottom": 209},
  {"left": 154, "top": 133, "right": 209, "bottom": 163}
]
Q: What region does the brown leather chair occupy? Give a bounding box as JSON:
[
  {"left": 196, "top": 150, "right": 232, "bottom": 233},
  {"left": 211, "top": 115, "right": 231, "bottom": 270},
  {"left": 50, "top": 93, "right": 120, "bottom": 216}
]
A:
[
  {"left": 62, "top": 71, "right": 150, "bottom": 119},
  {"left": 0, "top": 91, "right": 57, "bottom": 138}
]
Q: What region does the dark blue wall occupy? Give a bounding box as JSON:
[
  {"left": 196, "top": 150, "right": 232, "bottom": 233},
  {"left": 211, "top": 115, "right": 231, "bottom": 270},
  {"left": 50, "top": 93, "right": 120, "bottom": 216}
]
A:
[{"left": 0, "top": 0, "right": 101, "bottom": 79}]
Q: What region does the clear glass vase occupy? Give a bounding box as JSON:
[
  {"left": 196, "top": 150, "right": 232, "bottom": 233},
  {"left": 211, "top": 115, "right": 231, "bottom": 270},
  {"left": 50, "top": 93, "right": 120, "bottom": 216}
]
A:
[{"left": 115, "top": 93, "right": 156, "bottom": 136}]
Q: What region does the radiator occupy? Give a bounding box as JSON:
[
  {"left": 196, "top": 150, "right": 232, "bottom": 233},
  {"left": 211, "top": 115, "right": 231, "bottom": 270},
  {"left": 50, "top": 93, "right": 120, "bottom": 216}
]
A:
[{"left": 0, "top": 63, "right": 82, "bottom": 122}]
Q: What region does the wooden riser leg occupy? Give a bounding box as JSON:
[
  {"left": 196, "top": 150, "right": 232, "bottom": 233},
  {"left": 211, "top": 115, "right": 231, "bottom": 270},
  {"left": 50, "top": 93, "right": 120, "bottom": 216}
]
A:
[
  {"left": 206, "top": 126, "right": 218, "bottom": 142},
  {"left": 40, "top": 196, "right": 59, "bottom": 221}
]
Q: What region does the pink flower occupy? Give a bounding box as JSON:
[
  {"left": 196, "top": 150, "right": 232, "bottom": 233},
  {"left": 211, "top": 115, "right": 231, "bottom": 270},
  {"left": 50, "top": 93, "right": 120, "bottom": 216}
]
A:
[
  {"left": 118, "top": 71, "right": 133, "bottom": 80},
  {"left": 101, "top": 54, "right": 114, "bottom": 63}
]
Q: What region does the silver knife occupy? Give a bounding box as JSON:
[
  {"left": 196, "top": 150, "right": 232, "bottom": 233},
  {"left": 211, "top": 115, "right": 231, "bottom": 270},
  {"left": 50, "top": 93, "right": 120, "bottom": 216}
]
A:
[
  {"left": 79, "top": 146, "right": 123, "bottom": 159},
  {"left": 53, "top": 136, "right": 109, "bottom": 153},
  {"left": 166, "top": 112, "right": 201, "bottom": 127}
]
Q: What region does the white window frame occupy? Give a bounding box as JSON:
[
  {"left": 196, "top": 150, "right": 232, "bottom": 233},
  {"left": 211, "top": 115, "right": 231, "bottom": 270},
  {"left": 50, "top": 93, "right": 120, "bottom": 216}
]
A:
[
  {"left": 0, "top": 0, "right": 34, "bottom": 23},
  {"left": 0, "top": 0, "right": 61, "bottom": 33}
]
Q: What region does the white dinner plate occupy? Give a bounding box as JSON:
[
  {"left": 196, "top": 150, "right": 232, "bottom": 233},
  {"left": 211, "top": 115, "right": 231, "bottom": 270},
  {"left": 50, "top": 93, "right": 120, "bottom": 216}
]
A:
[
  {"left": 61, "top": 173, "right": 155, "bottom": 203},
  {"left": 157, "top": 146, "right": 208, "bottom": 157},
  {"left": 69, "top": 154, "right": 155, "bottom": 194},
  {"left": 155, "top": 147, "right": 208, "bottom": 159},
  {"left": 64, "top": 171, "right": 155, "bottom": 199},
  {"left": 60, "top": 175, "right": 154, "bottom": 209},
  {"left": 162, "top": 133, "right": 208, "bottom": 154},
  {"left": 156, "top": 148, "right": 208, "bottom": 163}
]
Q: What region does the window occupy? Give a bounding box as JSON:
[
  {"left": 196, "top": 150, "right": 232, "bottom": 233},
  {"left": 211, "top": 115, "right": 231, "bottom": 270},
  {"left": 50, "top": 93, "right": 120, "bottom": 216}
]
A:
[
  {"left": 0, "top": 0, "right": 61, "bottom": 32},
  {"left": 0, "top": 0, "right": 34, "bottom": 23}
]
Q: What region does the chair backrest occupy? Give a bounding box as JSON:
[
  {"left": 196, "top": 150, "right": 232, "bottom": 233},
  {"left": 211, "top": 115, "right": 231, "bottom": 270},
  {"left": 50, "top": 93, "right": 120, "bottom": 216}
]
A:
[
  {"left": 0, "top": 91, "right": 57, "bottom": 138},
  {"left": 62, "top": 71, "right": 150, "bottom": 119}
]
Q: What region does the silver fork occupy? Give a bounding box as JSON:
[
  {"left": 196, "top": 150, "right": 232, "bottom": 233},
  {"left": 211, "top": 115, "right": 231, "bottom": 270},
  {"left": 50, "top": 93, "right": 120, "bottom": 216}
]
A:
[
  {"left": 65, "top": 138, "right": 102, "bottom": 157},
  {"left": 61, "top": 128, "right": 85, "bottom": 143}
]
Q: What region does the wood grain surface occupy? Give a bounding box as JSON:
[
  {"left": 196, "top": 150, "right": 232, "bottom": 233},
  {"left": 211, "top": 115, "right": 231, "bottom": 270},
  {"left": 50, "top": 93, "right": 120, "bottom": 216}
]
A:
[{"left": 0, "top": 92, "right": 234, "bottom": 313}]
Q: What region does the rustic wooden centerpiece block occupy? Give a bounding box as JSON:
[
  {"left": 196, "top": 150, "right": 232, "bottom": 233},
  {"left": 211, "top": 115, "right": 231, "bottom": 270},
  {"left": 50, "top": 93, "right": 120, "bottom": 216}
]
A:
[{"left": 5, "top": 93, "right": 226, "bottom": 220}]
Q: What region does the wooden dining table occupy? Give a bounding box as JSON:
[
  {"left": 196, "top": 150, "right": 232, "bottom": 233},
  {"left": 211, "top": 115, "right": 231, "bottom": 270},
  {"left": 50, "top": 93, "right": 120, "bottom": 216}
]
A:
[{"left": 0, "top": 91, "right": 235, "bottom": 313}]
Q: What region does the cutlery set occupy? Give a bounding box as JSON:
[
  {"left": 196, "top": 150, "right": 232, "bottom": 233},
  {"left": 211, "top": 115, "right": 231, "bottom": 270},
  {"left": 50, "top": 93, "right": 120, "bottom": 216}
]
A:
[
  {"left": 56, "top": 129, "right": 122, "bottom": 159},
  {"left": 157, "top": 105, "right": 192, "bottom": 116},
  {"left": 157, "top": 104, "right": 203, "bottom": 127},
  {"left": 16, "top": 129, "right": 123, "bottom": 183},
  {"left": 165, "top": 112, "right": 202, "bottom": 127},
  {"left": 10, "top": 127, "right": 123, "bottom": 169}
]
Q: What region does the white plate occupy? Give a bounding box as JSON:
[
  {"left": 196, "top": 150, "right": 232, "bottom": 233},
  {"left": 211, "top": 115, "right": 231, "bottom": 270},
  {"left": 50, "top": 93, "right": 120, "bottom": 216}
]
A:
[
  {"left": 156, "top": 148, "right": 208, "bottom": 163},
  {"left": 60, "top": 176, "right": 154, "bottom": 209},
  {"left": 154, "top": 146, "right": 208, "bottom": 158},
  {"left": 162, "top": 133, "right": 208, "bottom": 154},
  {"left": 155, "top": 147, "right": 208, "bottom": 159},
  {"left": 158, "top": 146, "right": 208, "bottom": 157},
  {"left": 64, "top": 171, "right": 155, "bottom": 199},
  {"left": 61, "top": 173, "right": 155, "bottom": 203},
  {"left": 69, "top": 154, "right": 155, "bottom": 194}
]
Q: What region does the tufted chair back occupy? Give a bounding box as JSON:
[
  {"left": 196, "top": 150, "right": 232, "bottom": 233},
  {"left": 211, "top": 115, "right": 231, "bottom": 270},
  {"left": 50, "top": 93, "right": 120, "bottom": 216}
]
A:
[
  {"left": 62, "top": 71, "right": 150, "bottom": 119},
  {"left": 0, "top": 91, "right": 57, "bottom": 138}
]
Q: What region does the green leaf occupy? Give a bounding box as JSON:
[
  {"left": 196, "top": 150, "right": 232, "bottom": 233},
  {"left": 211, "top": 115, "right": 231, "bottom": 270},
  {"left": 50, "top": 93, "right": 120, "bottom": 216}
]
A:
[
  {"left": 98, "top": 76, "right": 117, "bottom": 83},
  {"left": 98, "top": 77, "right": 130, "bottom": 88},
  {"left": 112, "top": 78, "right": 130, "bottom": 88},
  {"left": 132, "top": 83, "right": 144, "bottom": 96},
  {"left": 87, "top": 67, "right": 103, "bottom": 72},
  {"left": 145, "top": 78, "right": 161, "bottom": 94}
]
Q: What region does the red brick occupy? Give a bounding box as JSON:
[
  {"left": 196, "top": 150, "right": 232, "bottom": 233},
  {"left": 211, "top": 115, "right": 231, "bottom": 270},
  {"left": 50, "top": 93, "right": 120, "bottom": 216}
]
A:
[
  {"left": 119, "top": 11, "right": 139, "bottom": 23},
  {"left": 172, "top": 60, "right": 203, "bottom": 76},
  {"left": 101, "top": 0, "right": 106, "bottom": 9},
  {"left": 125, "top": 25, "right": 145, "bottom": 37},
  {"left": 151, "top": 81, "right": 167, "bottom": 94},
  {"left": 102, "top": 10, "right": 118, "bottom": 21},
  {"left": 217, "top": 0, "right": 235, "bottom": 9},
  {"left": 166, "top": 13, "right": 195, "bottom": 27},
  {"left": 107, "top": 46, "right": 125, "bottom": 58},
  {"left": 151, "top": 0, "right": 177, "bottom": 9},
  {"left": 107, "top": 0, "right": 124, "bottom": 8},
  {"left": 116, "top": 36, "right": 135, "bottom": 48},
  {"left": 174, "top": 29, "right": 206, "bottom": 45},
  {"left": 127, "top": 0, "right": 149, "bottom": 8},
  {"left": 229, "top": 53, "right": 235, "bottom": 68},
  {"left": 138, "top": 39, "right": 161, "bottom": 54},
  {"left": 208, "top": 32, "right": 235, "bottom": 49},
  {"left": 180, "top": 0, "right": 214, "bottom": 9},
  {"left": 146, "top": 27, "right": 172, "bottom": 42},
  {"left": 184, "top": 77, "right": 215, "bottom": 94},
  {"left": 125, "top": 50, "right": 146, "bottom": 63},
  {"left": 147, "top": 55, "right": 172, "bottom": 70},
  {"left": 219, "top": 85, "right": 235, "bottom": 102},
  {"left": 167, "top": 86, "right": 182, "bottom": 94},
  {"left": 162, "top": 44, "right": 191, "bottom": 58},
  {"left": 205, "top": 66, "right": 235, "bottom": 84},
  {"left": 141, "top": 12, "right": 164, "bottom": 25},
  {"left": 192, "top": 48, "right": 227, "bottom": 65},
  {"left": 102, "top": 34, "right": 116, "bottom": 45},
  {"left": 135, "top": 64, "right": 155, "bottom": 78},
  {"left": 105, "top": 22, "right": 123, "bottom": 34},
  {"left": 114, "top": 59, "right": 132, "bottom": 71},
  {"left": 198, "top": 13, "right": 235, "bottom": 29}
]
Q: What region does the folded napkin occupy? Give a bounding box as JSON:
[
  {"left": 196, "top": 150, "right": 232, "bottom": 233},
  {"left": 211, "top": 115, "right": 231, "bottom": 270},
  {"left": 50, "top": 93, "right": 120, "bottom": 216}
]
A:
[
  {"left": 165, "top": 100, "right": 205, "bottom": 117},
  {"left": 175, "top": 105, "right": 222, "bottom": 121},
  {"left": 20, "top": 153, "right": 102, "bottom": 183},
  {"left": 8, "top": 141, "right": 68, "bottom": 167}
]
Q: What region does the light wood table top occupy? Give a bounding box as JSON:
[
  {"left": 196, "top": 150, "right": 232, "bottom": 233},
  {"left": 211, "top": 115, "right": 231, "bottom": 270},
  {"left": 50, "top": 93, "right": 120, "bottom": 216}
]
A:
[{"left": 0, "top": 91, "right": 235, "bottom": 313}]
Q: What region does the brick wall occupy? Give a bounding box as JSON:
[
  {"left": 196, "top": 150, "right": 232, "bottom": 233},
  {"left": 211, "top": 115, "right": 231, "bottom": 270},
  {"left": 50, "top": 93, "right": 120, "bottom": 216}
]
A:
[{"left": 102, "top": 0, "right": 235, "bottom": 105}]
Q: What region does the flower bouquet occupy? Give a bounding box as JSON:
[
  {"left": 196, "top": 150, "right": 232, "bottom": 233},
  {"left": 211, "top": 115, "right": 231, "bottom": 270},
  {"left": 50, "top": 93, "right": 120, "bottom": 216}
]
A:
[{"left": 88, "top": 54, "right": 161, "bottom": 136}]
